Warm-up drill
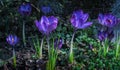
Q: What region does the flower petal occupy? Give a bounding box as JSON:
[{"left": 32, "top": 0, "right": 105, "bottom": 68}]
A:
[
  {"left": 98, "top": 13, "right": 105, "bottom": 25},
  {"left": 40, "top": 16, "right": 49, "bottom": 33},
  {"left": 82, "top": 13, "right": 89, "bottom": 22},
  {"left": 78, "top": 22, "right": 92, "bottom": 29},
  {"left": 47, "top": 16, "right": 58, "bottom": 33},
  {"left": 70, "top": 14, "right": 76, "bottom": 27}
]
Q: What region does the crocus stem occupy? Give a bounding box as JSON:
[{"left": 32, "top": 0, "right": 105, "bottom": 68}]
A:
[
  {"left": 70, "top": 32, "right": 75, "bottom": 53},
  {"left": 13, "top": 48, "right": 16, "bottom": 68},
  {"left": 102, "top": 40, "right": 109, "bottom": 57},
  {"left": 40, "top": 38, "right": 44, "bottom": 59},
  {"left": 102, "top": 42, "right": 106, "bottom": 57},
  {"left": 23, "top": 20, "right": 26, "bottom": 47},
  {"left": 70, "top": 30, "right": 76, "bottom": 63},
  {"left": 47, "top": 36, "right": 50, "bottom": 53}
]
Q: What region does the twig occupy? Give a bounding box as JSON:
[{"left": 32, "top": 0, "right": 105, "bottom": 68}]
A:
[{"left": 31, "top": 4, "right": 40, "bottom": 13}]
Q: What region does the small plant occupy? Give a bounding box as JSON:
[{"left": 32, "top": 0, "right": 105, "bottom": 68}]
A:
[
  {"left": 35, "top": 16, "right": 58, "bottom": 53},
  {"left": 46, "top": 44, "right": 57, "bottom": 70},
  {"left": 69, "top": 31, "right": 75, "bottom": 64},
  {"left": 69, "top": 10, "right": 92, "bottom": 64},
  {"left": 97, "top": 30, "right": 114, "bottom": 57},
  {"left": 97, "top": 13, "right": 118, "bottom": 57},
  {"left": 6, "top": 34, "right": 19, "bottom": 68},
  {"left": 47, "top": 45, "right": 57, "bottom": 70},
  {"left": 33, "top": 36, "right": 44, "bottom": 59},
  {"left": 102, "top": 39, "right": 109, "bottom": 57},
  {"left": 18, "top": 2, "right": 32, "bottom": 46},
  {"left": 46, "top": 38, "right": 62, "bottom": 70}
]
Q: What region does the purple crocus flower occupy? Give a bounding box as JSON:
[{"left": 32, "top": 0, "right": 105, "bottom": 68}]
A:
[
  {"left": 98, "top": 30, "right": 108, "bottom": 41},
  {"left": 18, "top": 2, "right": 32, "bottom": 16},
  {"left": 54, "top": 38, "right": 62, "bottom": 49},
  {"left": 70, "top": 10, "right": 92, "bottom": 29},
  {"left": 41, "top": 6, "right": 51, "bottom": 14},
  {"left": 35, "top": 16, "right": 58, "bottom": 35},
  {"left": 98, "top": 13, "right": 117, "bottom": 27},
  {"left": 6, "top": 34, "right": 19, "bottom": 46},
  {"left": 98, "top": 29, "right": 114, "bottom": 41}
]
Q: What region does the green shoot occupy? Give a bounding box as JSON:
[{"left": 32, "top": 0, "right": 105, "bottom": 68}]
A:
[
  {"left": 69, "top": 50, "right": 74, "bottom": 64},
  {"left": 69, "top": 31, "right": 75, "bottom": 64},
  {"left": 115, "top": 31, "right": 120, "bottom": 58},
  {"left": 102, "top": 39, "right": 109, "bottom": 57},
  {"left": 13, "top": 48, "right": 16, "bottom": 68},
  {"left": 33, "top": 36, "right": 44, "bottom": 59},
  {"left": 46, "top": 39, "right": 58, "bottom": 70}
]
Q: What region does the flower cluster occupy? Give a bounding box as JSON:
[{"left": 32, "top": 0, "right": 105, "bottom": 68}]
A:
[{"left": 98, "top": 13, "right": 118, "bottom": 41}]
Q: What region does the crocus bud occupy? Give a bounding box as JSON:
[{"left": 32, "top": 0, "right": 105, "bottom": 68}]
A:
[
  {"left": 98, "top": 29, "right": 114, "bottom": 41},
  {"left": 54, "top": 38, "right": 63, "bottom": 49}
]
